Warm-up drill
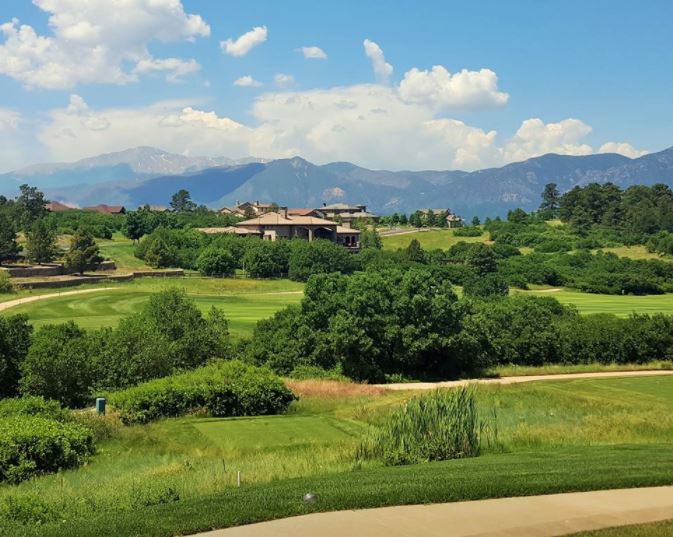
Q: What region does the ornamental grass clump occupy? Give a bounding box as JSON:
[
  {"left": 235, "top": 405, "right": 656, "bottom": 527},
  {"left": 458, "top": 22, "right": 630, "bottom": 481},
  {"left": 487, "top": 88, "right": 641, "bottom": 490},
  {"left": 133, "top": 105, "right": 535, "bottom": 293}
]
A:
[{"left": 359, "top": 388, "right": 482, "bottom": 466}]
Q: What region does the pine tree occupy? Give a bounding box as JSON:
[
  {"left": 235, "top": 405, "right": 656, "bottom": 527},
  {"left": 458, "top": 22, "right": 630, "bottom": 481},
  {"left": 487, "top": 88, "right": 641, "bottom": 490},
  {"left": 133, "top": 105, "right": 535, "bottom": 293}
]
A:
[
  {"left": 25, "top": 219, "right": 58, "bottom": 265},
  {"left": 0, "top": 214, "right": 19, "bottom": 264},
  {"left": 170, "top": 189, "right": 196, "bottom": 212},
  {"left": 540, "top": 183, "right": 561, "bottom": 217},
  {"left": 64, "top": 230, "right": 103, "bottom": 275},
  {"left": 405, "top": 238, "right": 426, "bottom": 263}
]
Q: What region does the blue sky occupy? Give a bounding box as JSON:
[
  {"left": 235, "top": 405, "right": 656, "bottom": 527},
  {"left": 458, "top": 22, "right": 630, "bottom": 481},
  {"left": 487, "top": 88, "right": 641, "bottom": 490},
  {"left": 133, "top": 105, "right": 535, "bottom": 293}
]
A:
[{"left": 0, "top": 0, "right": 671, "bottom": 172}]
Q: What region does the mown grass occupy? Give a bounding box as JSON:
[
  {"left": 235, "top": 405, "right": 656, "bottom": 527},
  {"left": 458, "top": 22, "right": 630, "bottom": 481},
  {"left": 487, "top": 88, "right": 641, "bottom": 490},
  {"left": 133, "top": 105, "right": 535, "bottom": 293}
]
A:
[
  {"left": 6, "top": 445, "right": 673, "bottom": 537},
  {"left": 97, "top": 233, "right": 151, "bottom": 271},
  {"left": 572, "top": 520, "right": 673, "bottom": 536},
  {"left": 522, "top": 288, "right": 673, "bottom": 317},
  {"left": 2, "top": 376, "right": 673, "bottom": 536},
  {"left": 3, "top": 277, "right": 304, "bottom": 336},
  {"left": 381, "top": 228, "right": 487, "bottom": 251}
]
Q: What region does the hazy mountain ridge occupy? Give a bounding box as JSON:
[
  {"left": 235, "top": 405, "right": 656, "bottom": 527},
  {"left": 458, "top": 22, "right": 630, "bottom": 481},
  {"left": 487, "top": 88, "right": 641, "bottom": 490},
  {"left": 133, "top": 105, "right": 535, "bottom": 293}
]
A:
[{"left": 2, "top": 146, "right": 673, "bottom": 217}]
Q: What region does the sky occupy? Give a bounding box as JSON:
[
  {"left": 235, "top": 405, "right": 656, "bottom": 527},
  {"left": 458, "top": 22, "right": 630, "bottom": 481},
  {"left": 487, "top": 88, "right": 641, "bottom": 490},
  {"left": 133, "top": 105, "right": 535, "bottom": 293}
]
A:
[{"left": 0, "top": 0, "right": 671, "bottom": 173}]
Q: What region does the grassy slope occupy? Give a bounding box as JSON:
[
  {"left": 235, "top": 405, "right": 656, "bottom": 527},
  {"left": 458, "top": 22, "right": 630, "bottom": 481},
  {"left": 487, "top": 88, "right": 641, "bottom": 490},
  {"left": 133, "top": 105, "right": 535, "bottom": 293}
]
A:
[
  {"left": 381, "top": 228, "right": 487, "bottom": 251},
  {"left": 3, "top": 277, "right": 304, "bottom": 336},
  {"left": 97, "top": 233, "right": 151, "bottom": 271},
  {"left": 3, "top": 376, "right": 673, "bottom": 536}
]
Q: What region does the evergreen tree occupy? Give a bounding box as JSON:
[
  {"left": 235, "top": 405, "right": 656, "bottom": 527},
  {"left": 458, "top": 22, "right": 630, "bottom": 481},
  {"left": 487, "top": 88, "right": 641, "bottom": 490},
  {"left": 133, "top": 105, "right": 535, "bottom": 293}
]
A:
[
  {"left": 472, "top": 216, "right": 481, "bottom": 226},
  {"left": 409, "top": 211, "right": 423, "bottom": 228},
  {"left": 424, "top": 209, "right": 437, "bottom": 227},
  {"left": 399, "top": 213, "right": 409, "bottom": 225},
  {"left": 540, "top": 183, "right": 561, "bottom": 217},
  {"left": 122, "top": 210, "right": 145, "bottom": 243},
  {"left": 170, "top": 189, "right": 196, "bottom": 213},
  {"left": 405, "top": 238, "right": 426, "bottom": 263},
  {"left": 64, "top": 230, "right": 103, "bottom": 275},
  {"left": 0, "top": 214, "right": 19, "bottom": 264},
  {"left": 25, "top": 219, "right": 58, "bottom": 265}
]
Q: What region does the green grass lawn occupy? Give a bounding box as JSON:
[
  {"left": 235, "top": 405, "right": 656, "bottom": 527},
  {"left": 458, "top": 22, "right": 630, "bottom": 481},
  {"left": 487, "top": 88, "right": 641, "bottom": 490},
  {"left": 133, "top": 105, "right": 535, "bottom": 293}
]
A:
[
  {"left": 381, "top": 228, "right": 487, "bottom": 251},
  {"left": 3, "top": 277, "right": 304, "bottom": 337},
  {"left": 522, "top": 288, "right": 673, "bottom": 317},
  {"left": 97, "top": 233, "right": 151, "bottom": 271},
  {"left": 573, "top": 521, "right": 673, "bottom": 536},
  {"left": 3, "top": 375, "right": 673, "bottom": 536}
]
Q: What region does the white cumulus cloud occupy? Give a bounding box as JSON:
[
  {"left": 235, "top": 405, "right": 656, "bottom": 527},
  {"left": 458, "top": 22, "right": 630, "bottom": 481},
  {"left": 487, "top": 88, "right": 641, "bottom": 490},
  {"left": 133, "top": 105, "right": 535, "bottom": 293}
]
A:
[
  {"left": 363, "top": 39, "right": 393, "bottom": 84},
  {"left": 133, "top": 58, "right": 200, "bottom": 83},
  {"left": 299, "top": 46, "right": 327, "bottom": 60},
  {"left": 233, "top": 75, "right": 262, "bottom": 87},
  {"left": 503, "top": 118, "right": 594, "bottom": 163},
  {"left": 599, "top": 141, "right": 648, "bottom": 158},
  {"left": 29, "top": 81, "right": 645, "bottom": 173},
  {"left": 0, "top": 0, "right": 210, "bottom": 89},
  {"left": 274, "top": 73, "right": 295, "bottom": 88},
  {"left": 399, "top": 66, "right": 509, "bottom": 109},
  {"left": 220, "top": 26, "right": 267, "bottom": 57}
]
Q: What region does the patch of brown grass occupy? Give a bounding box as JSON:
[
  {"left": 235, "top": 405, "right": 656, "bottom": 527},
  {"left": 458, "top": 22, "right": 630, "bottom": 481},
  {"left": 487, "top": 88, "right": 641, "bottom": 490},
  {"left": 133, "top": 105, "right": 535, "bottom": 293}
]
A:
[{"left": 285, "top": 379, "right": 386, "bottom": 399}]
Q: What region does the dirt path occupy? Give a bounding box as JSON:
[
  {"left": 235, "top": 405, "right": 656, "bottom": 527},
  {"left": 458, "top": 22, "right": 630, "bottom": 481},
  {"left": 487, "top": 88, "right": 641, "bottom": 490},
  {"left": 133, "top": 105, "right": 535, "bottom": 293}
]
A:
[
  {"left": 376, "top": 369, "right": 673, "bottom": 390},
  {"left": 0, "top": 287, "right": 117, "bottom": 312},
  {"left": 192, "top": 486, "right": 673, "bottom": 537}
]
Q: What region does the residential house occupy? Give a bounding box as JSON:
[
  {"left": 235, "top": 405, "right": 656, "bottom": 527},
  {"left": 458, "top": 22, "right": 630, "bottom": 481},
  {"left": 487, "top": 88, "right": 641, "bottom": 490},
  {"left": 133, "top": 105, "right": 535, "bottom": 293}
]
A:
[
  {"left": 235, "top": 210, "right": 360, "bottom": 250},
  {"left": 320, "top": 203, "right": 378, "bottom": 226},
  {"left": 419, "top": 208, "right": 463, "bottom": 228},
  {"left": 46, "top": 201, "right": 74, "bottom": 212},
  {"left": 219, "top": 201, "right": 283, "bottom": 217},
  {"left": 83, "top": 204, "right": 127, "bottom": 215}
]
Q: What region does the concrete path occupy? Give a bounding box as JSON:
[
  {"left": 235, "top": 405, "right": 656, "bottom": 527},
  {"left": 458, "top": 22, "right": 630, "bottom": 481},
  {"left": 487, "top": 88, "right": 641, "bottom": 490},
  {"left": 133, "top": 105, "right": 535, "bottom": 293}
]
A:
[
  {"left": 0, "top": 287, "right": 117, "bottom": 312},
  {"left": 376, "top": 369, "right": 673, "bottom": 391},
  {"left": 192, "top": 486, "right": 673, "bottom": 537}
]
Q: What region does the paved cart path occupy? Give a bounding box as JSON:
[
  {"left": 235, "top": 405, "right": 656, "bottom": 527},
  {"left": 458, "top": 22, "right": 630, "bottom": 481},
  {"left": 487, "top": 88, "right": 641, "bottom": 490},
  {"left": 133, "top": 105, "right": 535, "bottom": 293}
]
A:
[
  {"left": 0, "top": 287, "right": 117, "bottom": 312},
  {"left": 192, "top": 486, "right": 673, "bottom": 537},
  {"left": 376, "top": 369, "right": 673, "bottom": 390}
]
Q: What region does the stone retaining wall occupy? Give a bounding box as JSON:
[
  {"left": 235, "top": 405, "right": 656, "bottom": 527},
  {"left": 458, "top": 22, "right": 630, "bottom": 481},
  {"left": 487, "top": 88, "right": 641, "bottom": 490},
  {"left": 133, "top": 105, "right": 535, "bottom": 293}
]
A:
[
  {"left": 13, "top": 269, "right": 185, "bottom": 289},
  {"left": 2, "top": 260, "right": 117, "bottom": 278}
]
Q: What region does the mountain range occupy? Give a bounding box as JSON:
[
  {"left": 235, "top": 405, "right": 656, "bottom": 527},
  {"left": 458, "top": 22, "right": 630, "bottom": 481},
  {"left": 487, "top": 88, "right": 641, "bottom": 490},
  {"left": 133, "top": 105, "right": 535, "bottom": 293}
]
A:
[{"left": 2, "top": 145, "right": 672, "bottom": 217}]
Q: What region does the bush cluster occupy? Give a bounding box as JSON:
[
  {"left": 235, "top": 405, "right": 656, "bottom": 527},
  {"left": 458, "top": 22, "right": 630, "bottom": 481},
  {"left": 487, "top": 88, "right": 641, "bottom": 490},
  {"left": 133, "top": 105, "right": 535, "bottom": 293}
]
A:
[
  {"left": 136, "top": 228, "right": 357, "bottom": 281},
  {"left": 0, "top": 416, "right": 94, "bottom": 484},
  {"left": 0, "top": 396, "right": 94, "bottom": 484},
  {"left": 246, "top": 268, "right": 673, "bottom": 381},
  {"left": 4, "top": 289, "right": 231, "bottom": 408},
  {"left": 107, "top": 360, "right": 295, "bottom": 424}
]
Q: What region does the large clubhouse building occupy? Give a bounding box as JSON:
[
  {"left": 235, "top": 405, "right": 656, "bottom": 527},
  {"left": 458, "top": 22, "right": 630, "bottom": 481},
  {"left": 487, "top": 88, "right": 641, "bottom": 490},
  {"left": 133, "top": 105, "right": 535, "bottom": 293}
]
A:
[{"left": 236, "top": 211, "right": 360, "bottom": 250}]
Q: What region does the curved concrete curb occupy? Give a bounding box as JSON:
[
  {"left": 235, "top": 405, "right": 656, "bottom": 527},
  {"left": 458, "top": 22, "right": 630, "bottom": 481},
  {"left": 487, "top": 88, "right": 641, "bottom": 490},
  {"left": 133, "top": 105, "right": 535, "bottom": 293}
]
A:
[{"left": 191, "top": 486, "right": 673, "bottom": 537}]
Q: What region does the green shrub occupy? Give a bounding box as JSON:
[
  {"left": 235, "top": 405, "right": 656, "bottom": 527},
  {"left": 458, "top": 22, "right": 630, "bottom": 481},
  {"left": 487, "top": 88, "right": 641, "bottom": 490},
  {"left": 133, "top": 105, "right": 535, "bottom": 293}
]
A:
[
  {"left": 108, "top": 360, "right": 295, "bottom": 424},
  {"left": 453, "top": 226, "right": 483, "bottom": 237},
  {"left": 0, "top": 396, "right": 70, "bottom": 422},
  {"left": 359, "top": 388, "right": 482, "bottom": 465},
  {"left": 0, "top": 271, "right": 13, "bottom": 294},
  {"left": 0, "top": 416, "right": 94, "bottom": 484},
  {"left": 19, "top": 322, "right": 95, "bottom": 408},
  {"left": 196, "top": 247, "right": 236, "bottom": 276}
]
